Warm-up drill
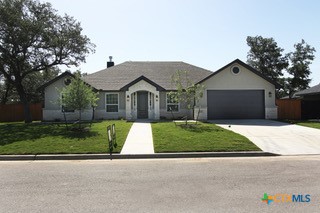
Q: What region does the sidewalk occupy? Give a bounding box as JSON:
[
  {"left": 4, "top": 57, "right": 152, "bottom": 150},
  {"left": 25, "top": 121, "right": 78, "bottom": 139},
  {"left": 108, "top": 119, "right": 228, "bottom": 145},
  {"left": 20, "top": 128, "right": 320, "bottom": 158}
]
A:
[{"left": 120, "top": 121, "right": 155, "bottom": 154}]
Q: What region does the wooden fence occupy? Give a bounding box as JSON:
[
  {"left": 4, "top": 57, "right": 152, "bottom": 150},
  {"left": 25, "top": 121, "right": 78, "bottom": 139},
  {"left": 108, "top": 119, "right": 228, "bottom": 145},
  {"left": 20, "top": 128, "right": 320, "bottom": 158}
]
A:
[
  {"left": 0, "top": 103, "right": 43, "bottom": 122},
  {"left": 276, "top": 99, "right": 301, "bottom": 120}
]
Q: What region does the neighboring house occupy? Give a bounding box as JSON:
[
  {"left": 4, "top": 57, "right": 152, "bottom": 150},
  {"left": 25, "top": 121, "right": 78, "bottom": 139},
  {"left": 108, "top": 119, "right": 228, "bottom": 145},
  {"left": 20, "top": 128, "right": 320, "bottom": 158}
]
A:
[
  {"left": 40, "top": 59, "right": 279, "bottom": 121},
  {"left": 295, "top": 84, "right": 320, "bottom": 119}
]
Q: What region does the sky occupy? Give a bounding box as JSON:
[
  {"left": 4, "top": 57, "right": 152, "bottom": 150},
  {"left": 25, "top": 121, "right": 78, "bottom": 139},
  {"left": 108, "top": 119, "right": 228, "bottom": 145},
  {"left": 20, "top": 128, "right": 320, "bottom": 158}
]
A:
[{"left": 44, "top": 0, "right": 320, "bottom": 86}]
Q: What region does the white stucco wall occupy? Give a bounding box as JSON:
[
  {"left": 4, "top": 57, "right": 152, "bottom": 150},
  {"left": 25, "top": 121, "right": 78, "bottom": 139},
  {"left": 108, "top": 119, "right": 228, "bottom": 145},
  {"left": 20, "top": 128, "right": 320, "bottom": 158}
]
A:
[
  {"left": 44, "top": 77, "right": 66, "bottom": 111},
  {"left": 94, "top": 92, "right": 126, "bottom": 120},
  {"left": 196, "top": 62, "right": 277, "bottom": 120},
  {"left": 159, "top": 91, "right": 193, "bottom": 119},
  {"left": 43, "top": 77, "right": 126, "bottom": 121},
  {"left": 43, "top": 76, "right": 91, "bottom": 121}
]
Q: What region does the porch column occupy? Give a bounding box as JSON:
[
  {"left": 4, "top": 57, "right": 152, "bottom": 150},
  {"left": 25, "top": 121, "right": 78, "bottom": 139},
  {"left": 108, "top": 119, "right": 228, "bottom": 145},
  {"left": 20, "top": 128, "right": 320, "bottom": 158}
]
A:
[
  {"left": 154, "top": 91, "right": 160, "bottom": 119},
  {"left": 125, "top": 91, "right": 132, "bottom": 120}
]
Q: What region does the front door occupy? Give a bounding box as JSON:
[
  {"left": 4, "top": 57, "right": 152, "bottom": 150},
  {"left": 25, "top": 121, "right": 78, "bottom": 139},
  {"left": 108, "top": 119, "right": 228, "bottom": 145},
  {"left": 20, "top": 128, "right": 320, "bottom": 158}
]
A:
[{"left": 137, "top": 91, "right": 148, "bottom": 119}]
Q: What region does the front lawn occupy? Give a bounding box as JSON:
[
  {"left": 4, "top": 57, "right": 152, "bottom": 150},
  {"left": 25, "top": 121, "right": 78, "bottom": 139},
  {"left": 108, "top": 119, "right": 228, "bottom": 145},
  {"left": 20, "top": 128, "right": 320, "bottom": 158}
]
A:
[
  {"left": 152, "top": 122, "right": 260, "bottom": 152},
  {"left": 295, "top": 121, "right": 320, "bottom": 130},
  {"left": 0, "top": 120, "right": 132, "bottom": 155}
]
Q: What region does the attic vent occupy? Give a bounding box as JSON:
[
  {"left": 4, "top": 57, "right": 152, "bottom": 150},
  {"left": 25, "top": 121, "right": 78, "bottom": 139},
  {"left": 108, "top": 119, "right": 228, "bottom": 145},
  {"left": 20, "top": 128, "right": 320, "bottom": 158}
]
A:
[
  {"left": 231, "top": 66, "right": 240, "bottom": 75},
  {"left": 64, "top": 78, "right": 71, "bottom": 85}
]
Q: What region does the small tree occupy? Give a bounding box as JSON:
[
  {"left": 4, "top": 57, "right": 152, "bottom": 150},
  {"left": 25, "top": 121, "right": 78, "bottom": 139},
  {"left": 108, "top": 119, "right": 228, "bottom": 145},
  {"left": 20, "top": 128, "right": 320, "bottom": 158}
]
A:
[
  {"left": 58, "top": 72, "right": 99, "bottom": 129},
  {"left": 170, "top": 70, "right": 205, "bottom": 125}
]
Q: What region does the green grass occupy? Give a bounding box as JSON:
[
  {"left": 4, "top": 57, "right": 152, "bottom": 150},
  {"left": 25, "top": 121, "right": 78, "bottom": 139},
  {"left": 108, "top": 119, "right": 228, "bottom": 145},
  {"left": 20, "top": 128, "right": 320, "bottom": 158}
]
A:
[
  {"left": 152, "top": 122, "right": 260, "bottom": 152},
  {"left": 0, "top": 120, "right": 132, "bottom": 155},
  {"left": 295, "top": 121, "right": 320, "bottom": 129}
]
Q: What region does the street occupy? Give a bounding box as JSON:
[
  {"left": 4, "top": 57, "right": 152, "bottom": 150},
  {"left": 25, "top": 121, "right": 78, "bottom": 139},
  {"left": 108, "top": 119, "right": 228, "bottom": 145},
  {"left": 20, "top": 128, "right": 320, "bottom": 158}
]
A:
[{"left": 1, "top": 156, "right": 320, "bottom": 213}]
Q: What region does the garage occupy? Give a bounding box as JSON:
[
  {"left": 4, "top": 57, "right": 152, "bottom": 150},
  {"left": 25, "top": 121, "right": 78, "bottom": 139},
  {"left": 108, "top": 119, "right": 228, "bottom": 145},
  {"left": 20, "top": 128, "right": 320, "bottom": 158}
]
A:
[{"left": 207, "top": 90, "right": 265, "bottom": 119}]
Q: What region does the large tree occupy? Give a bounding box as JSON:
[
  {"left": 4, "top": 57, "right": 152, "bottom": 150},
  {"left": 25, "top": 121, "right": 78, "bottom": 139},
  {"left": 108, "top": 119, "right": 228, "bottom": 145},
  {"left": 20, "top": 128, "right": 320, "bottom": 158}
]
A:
[
  {"left": 0, "top": 67, "right": 60, "bottom": 104},
  {"left": 246, "top": 36, "right": 288, "bottom": 82},
  {"left": 0, "top": 73, "right": 14, "bottom": 104},
  {"left": 24, "top": 67, "right": 60, "bottom": 103},
  {"left": 287, "top": 39, "right": 316, "bottom": 97},
  {"left": 0, "top": 0, "right": 95, "bottom": 123}
]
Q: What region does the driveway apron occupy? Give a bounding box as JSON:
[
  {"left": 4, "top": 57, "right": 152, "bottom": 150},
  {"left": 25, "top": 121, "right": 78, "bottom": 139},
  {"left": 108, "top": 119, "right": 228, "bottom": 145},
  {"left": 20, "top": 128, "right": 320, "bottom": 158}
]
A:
[
  {"left": 213, "top": 119, "right": 320, "bottom": 155},
  {"left": 121, "top": 121, "right": 154, "bottom": 154}
]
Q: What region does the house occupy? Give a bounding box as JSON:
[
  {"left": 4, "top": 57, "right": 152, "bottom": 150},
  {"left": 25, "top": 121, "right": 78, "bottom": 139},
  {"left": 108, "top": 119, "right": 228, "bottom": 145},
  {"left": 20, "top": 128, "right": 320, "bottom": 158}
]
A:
[
  {"left": 295, "top": 84, "right": 320, "bottom": 119},
  {"left": 40, "top": 59, "right": 279, "bottom": 121}
]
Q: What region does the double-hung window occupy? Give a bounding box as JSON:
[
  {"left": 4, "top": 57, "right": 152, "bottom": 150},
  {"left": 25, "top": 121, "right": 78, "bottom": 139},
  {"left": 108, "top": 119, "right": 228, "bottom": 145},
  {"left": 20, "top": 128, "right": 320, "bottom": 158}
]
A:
[
  {"left": 166, "top": 93, "right": 179, "bottom": 112},
  {"left": 106, "top": 93, "right": 119, "bottom": 112}
]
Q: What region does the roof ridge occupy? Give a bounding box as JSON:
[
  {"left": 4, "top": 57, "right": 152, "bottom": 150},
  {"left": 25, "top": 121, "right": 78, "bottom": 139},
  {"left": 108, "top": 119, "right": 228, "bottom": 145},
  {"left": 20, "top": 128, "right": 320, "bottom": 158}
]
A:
[{"left": 125, "top": 61, "right": 184, "bottom": 63}]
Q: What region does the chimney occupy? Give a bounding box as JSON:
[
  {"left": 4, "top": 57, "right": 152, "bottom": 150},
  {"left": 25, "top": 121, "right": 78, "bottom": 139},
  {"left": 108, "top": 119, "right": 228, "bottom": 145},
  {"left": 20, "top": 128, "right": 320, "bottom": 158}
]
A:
[{"left": 107, "top": 56, "right": 114, "bottom": 68}]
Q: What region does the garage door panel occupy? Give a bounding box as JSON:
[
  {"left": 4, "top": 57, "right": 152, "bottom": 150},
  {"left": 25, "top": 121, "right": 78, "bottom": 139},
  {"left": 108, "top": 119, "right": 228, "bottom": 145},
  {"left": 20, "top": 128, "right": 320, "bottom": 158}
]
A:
[{"left": 207, "top": 90, "right": 265, "bottom": 119}]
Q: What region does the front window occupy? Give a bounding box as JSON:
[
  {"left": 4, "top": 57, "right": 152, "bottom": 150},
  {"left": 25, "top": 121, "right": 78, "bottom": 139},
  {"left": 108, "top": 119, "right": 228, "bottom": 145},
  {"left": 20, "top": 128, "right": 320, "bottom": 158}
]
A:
[
  {"left": 167, "top": 93, "right": 179, "bottom": 112},
  {"left": 106, "top": 93, "right": 119, "bottom": 112}
]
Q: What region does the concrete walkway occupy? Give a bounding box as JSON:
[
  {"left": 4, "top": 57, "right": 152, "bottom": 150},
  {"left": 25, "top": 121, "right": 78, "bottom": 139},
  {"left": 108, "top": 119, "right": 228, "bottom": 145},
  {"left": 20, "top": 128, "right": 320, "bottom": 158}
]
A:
[
  {"left": 120, "top": 121, "right": 154, "bottom": 154},
  {"left": 213, "top": 119, "right": 320, "bottom": 155}
]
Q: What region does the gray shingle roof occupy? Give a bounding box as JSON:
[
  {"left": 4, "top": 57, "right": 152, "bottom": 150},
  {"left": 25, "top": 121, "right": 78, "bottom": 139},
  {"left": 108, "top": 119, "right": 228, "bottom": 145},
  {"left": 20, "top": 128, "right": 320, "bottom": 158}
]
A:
[
  {"left": 295, "top": 84, "right": 320, "bottom": 96},
  {"left": 82, "top": 61, "right": 213, "bottom": 91}
]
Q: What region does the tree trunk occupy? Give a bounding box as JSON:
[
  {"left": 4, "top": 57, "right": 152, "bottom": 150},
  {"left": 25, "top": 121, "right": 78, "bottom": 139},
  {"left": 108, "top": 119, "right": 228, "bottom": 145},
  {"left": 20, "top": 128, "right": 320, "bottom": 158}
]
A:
[
  {"left": 0, "top": 82, "right": 12, "bottom": 104},
  {"left": 90, "top": 106, "right": 95, "bottom": 127},
  {"left": 79, "top": 110, "right": 82, "bottom": 129},
  {"left": 63, "top": 110, "right": 68, "bottom": 130},
  {"left": 16, "top": 83, "right": 32, "bottom": 123}
]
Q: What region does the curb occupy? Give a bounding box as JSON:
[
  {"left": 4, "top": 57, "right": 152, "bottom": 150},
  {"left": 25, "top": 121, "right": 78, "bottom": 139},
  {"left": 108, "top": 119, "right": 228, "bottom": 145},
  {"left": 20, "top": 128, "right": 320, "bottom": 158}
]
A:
[{"left": 0, "top": 152, "right": 279, "bottom": 161}]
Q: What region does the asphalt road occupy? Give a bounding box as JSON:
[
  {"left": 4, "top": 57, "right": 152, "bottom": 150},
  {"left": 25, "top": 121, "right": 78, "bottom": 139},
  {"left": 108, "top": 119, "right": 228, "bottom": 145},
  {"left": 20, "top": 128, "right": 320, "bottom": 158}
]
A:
[{"left": 1, "top": 156, "right": 320, "bottom": 213}]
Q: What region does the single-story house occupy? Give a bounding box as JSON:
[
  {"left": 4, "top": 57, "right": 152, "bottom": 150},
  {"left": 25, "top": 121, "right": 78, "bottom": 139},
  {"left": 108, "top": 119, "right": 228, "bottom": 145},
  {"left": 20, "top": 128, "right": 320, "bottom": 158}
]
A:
[
  {"left": 295, "top": 84, "right": 320, "bottom": 119},
  {"left": 40, "top": 59, "right": 279, "bottom": 121}
]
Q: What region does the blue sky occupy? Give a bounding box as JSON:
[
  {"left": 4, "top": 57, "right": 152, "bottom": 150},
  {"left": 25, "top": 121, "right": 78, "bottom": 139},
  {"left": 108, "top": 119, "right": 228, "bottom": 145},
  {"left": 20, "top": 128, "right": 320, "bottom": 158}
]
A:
[{"left": 46, "top": 0, "right": 320, "bottom": 86}]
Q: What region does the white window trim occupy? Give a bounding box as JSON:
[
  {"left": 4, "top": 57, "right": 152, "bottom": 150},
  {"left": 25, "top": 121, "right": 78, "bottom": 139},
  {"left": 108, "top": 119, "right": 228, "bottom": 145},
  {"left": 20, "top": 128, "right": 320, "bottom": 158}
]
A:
[
  {"left": 166, "top": 93, "right": 180, "bottom": 112},
  {"left": 105, "top": 93, "right": 119, "bottom": 113},
  {"left": 60, "top": 93, "right": 75, "bottom": 113}
]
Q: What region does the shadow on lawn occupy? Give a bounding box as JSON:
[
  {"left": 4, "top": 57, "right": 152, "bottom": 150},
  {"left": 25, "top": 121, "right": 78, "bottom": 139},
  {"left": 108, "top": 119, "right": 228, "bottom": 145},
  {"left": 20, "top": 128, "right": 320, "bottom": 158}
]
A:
[
  {"left": 0, "top": 123, "right": 100, "bottom": 146},
  {"left": 178, "top": 124, "right": 224, "bottom": 133}
]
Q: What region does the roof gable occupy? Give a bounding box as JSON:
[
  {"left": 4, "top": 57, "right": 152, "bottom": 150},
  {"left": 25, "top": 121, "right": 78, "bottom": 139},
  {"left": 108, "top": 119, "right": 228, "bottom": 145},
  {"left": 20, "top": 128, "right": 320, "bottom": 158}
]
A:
[
  {"left": 38, "top": 71, "right": 98, "bottom": 91},
  {"left": 197, "top": 59, "right": 282, "bottom": 88},
  {"left": 120, "top": 75, "right": 165, "bottom": 91},
  {"left": 38, "top": 71, "right": 74, "bottom": 91}
]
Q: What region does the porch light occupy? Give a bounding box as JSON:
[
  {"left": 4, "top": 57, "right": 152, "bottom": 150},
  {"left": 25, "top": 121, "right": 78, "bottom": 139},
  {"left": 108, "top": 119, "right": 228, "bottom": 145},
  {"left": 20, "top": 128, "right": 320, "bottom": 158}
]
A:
[
  {"left": 268, "top": 92, "right": 272, "bottom": 97},
  {"left": 127, "top": 95, "right": 130, "bottom": 101},
  {"left": 155, "top": 95, "right": 158, "bottom": 101}
]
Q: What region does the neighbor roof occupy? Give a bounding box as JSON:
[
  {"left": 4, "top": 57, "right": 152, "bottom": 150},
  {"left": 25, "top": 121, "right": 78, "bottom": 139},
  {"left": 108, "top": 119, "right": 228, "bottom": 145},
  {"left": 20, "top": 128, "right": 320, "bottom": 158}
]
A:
[
  {"left": 82, "top": 61, "right": 213, "bottom": 91},
  {"left": 295, "top": 84, "right": 320, "bottom": 96}
]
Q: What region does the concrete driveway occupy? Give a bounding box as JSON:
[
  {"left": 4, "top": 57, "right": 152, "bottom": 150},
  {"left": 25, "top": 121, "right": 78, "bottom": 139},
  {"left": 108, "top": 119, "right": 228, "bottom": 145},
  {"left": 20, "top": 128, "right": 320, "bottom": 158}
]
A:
[{"left": 213, "top": 119, "right": 320, "bottom": 155}]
